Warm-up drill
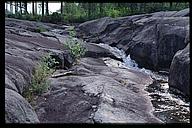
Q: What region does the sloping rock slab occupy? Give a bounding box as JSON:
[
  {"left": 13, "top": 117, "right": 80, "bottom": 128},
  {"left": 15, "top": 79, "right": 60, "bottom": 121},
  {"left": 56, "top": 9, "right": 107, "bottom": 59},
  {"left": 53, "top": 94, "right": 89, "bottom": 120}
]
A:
[
  {"left": 5, "top": 18, "right": 74, "bottom": 123},
  {"left": 34, "top": 57, "right": 162, "bottom": 123}
]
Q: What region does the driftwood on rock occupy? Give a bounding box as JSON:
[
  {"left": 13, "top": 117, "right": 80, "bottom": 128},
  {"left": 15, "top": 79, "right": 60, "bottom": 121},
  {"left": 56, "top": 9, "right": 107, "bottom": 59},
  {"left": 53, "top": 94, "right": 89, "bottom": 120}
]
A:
[{"left": 51, "top": 71, "right": 74, "bottom": 78}]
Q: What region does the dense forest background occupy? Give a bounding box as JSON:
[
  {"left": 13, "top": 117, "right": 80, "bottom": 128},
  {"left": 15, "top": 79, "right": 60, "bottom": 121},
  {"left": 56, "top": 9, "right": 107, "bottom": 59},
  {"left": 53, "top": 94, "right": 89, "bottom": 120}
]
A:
[{"left": 5, "top": 2, "right": 189, "bottom": 24}]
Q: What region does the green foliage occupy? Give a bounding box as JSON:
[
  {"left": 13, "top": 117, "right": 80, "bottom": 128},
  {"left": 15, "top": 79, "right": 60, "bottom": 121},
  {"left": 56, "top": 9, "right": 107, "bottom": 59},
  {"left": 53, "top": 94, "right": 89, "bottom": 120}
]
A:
[
  {"left": 105, "top": 7, "right": 121, "bottom": 18},
  {"left": 42, "top": 54, "right": 60, "bottom": 69},
  {"left": 35, "top": 26, "right": 47, "bottom": 33},
  {"left": 64, "top": 38, "right": 86, "bottom": 60},
  {"left": 5, "top": 2, "right": 189, "bottom": 23},
  {"left": 66, "top": 26, "right": 76, "bottom": 37},
  {"left": 48, "top": 12, "right": 63, "bottom": 23},
  {"left": 62, "top": 3, "right": 87, "bottom": 23},
  {"left": 6, "top": 12, "right": 42, "bottom": 22},
  {"left": 23, "top": 54, "right": 59, "bottom": 102},
  {"left": 63, "top": 26, "right": 86, "bottom": 60}
]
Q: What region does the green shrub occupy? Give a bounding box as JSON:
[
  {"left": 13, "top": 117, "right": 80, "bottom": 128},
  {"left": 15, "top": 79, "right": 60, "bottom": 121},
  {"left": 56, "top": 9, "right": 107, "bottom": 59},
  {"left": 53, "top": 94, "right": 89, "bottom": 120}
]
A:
[
  {"left": 48, "top": 12, "right": 63, "bottom": 24},
  {"left": 23, "top": 54, "right": 59, "bottom": 102},
  {"left": 64, "top": 37, "right": 86, "bottom": 60},
  {"left": 105, "top": 7, "right": 121, "bottom": 18},
  {"left": 63, "top": 26, "right": 86, "bottom": 60},
  {"left": 35, "top": 26, "right": 47, "bottom": 33},
  {"left": 42, "top": 54, "right": 60, "bottom": 69},
  {"left": 66, "top": 26, "right": 76, "bottom": 37}
]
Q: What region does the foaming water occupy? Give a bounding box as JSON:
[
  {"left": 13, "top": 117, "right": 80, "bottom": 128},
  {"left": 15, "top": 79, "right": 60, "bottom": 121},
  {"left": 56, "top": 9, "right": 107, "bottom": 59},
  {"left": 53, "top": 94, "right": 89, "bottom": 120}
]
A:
[{"left": 97, "top": 43, "right": 190, "bottom": 123}]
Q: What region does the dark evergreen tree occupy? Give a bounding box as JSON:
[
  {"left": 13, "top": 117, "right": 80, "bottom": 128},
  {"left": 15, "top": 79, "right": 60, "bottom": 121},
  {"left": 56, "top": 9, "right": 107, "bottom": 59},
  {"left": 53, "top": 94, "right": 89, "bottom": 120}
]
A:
[
  {"left": 46, "top": 1, "right": 49, "bottom": 15},
  {"left": 42, "top": 1, "right": 44, "bottom": 16}
]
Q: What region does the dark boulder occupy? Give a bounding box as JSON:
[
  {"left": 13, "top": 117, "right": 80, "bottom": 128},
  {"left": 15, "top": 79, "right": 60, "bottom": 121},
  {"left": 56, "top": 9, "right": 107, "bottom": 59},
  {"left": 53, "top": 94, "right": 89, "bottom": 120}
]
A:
[
  {"left": 130, "top": 17, "right": 189, "bottom": 70},
  {"left": 168, "top": 43, "right": 190, "bottom": 97}
]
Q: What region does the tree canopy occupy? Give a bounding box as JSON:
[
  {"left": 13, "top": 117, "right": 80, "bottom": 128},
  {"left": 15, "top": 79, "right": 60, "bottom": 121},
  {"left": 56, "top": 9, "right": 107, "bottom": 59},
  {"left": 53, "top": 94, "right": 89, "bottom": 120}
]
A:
[{"left": 5, "top": 2, "right": 189, "bottom": 24}]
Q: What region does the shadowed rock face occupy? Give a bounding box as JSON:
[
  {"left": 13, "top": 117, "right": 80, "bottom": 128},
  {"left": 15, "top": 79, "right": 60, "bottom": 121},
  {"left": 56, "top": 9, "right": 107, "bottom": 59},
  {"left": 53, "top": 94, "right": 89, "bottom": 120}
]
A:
[
  {"left": 168, "top": 30, "right": 190, "bottom": 97},
  {"left": 168, "top": 44, "right": 190, "bottom": 97},
  {"left": 77, "top": 9, "right": 189, "bottom": 71}
]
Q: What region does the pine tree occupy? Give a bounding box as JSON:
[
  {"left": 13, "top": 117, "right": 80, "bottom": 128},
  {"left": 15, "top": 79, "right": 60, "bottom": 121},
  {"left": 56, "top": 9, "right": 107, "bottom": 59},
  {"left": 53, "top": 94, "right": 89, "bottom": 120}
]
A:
[
  {"left": 61, "top": 1, "right": 63, "bottom": 14},
  {"left": 46, "top": 1, "right": 49, "bottom": 15},
  {"left": 42, "top": 1, "right": 44, "bottom": 16},
  {"left": 32, "top": 1, "right": 34, "bottom": 15}
]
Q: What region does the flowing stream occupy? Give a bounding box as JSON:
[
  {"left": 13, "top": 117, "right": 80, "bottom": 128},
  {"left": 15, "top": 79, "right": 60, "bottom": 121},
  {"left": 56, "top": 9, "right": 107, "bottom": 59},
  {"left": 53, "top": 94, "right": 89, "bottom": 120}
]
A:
[{"left": 96, "top": 43, "right": 190, "bottom": 123}]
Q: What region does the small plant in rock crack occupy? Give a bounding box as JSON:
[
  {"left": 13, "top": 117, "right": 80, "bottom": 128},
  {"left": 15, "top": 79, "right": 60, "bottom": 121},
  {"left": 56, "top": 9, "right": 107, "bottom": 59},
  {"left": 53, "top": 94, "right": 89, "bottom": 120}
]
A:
[
  {"left": 63, "top": 26, "right": 86, "bottom": 62},
  {"left": 64, "top": 38, "right": 87, "bottom": 61},
  {"left": 66, "top": 26, "right": 76, "bottom": 37},
  {"left": 42, "top": 54, "right": 60, "bottom": 69},
  {"left": 23, "top": 54, "right": 59, "bottom": 102}
]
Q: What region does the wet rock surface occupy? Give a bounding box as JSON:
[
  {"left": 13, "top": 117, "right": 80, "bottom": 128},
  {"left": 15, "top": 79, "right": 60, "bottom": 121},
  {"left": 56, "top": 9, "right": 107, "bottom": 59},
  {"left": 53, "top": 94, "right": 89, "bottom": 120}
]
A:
[{"left": 77, "top": 8, "right": 189, "bottom": 71}]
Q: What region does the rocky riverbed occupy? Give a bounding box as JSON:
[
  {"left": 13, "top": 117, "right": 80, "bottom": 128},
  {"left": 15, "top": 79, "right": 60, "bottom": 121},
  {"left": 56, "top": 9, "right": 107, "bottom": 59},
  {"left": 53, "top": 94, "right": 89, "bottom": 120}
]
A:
[{"left": 5, "top": 8, "right": 190, "bottom": 124}]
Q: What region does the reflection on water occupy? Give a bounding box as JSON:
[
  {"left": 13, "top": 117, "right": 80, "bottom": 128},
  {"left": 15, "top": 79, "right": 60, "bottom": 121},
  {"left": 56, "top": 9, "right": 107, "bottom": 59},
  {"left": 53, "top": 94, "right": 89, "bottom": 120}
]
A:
[{"left": 97, "top": 43, "right": 190, "bottom": 123}]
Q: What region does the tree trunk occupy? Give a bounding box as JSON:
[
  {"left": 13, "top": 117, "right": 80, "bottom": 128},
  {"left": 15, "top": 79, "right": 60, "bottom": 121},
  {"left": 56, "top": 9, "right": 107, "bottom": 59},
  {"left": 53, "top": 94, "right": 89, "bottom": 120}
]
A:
[
  {"left": 42, "top": 1, "right": 44, "bottom": 16},
  {"left": 117, "top": 3, "right": 121, "bottom": 8},
  {"left": 170, "top": 2, "right": 173, "bottom": 9},
  {"left": 20, "top": 1, "right": 22, "bottom": 14},
  {"left": 15, "top": 1, "right": 18, "bottom": 13},
  {"left": 5, "top": 2, "right": 8, "bottom": 11},
  {"left": 35, "top": 2, "right": 37, "bottom": 14},
  {"left": 130, "top": 3, "right": 134, "bottom": 13},
  {"left": 143, "top": 3, "right": 146, "bottom": 12},
  {"left": 99, "top": 3, "right": 103, "bottom": 17},
  {"left": 45, "top": 1, "right": 49, "bottom": 15},
  {"left": 88, "top": 3, "right": 91, "bottom": 18},
  {"left": 92, "top": 3, "right": 96, "bottom": 18},
  {"left": 32, "top": 1, "right": 34, "bottom": 15},
  {"left": 61, "top": 1, "right": 63, "bottom": 14},
  {"left": 24, "top": 1, "right": 27, "bottom": 14},
  {"left": 10, "top": 1, "right": 13, "bottom": 13},
  {"left": 161, "top": 3, "right": 164, "bottom": 9}
]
